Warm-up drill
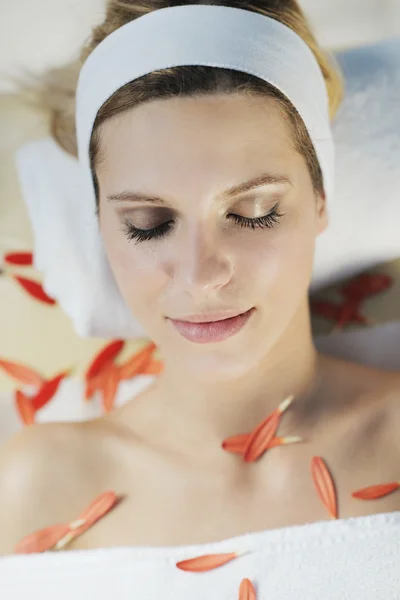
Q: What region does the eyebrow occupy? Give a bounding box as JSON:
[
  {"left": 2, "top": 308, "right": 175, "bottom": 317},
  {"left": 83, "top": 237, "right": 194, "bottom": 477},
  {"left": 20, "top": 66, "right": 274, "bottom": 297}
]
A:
[{"left": 106, "top": 172, "right": 293, "bottom": 206}]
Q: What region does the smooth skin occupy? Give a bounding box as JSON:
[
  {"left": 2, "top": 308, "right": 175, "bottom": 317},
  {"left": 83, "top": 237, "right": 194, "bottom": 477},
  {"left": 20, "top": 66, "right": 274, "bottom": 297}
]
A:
[{"left": 0, "top": 94, "right": 399, "bottom": 554}]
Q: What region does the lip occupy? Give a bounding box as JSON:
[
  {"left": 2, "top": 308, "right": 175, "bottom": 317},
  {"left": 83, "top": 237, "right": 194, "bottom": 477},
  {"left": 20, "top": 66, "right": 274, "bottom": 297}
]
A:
[{"left": 168, "top": 308, "right": 255, "bottom": 344}]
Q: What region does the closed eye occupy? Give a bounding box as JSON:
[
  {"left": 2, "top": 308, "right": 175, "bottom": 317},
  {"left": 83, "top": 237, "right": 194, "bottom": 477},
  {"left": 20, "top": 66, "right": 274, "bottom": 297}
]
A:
[{"left": 121, "top": 204, "right": 283, "bottom": 244}]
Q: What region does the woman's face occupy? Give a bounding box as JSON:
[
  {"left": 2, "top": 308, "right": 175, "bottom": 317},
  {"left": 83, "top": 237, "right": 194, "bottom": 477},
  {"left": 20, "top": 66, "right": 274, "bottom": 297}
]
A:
[{"left": 97, "top": 94, "right": 328, "bottom": 380}]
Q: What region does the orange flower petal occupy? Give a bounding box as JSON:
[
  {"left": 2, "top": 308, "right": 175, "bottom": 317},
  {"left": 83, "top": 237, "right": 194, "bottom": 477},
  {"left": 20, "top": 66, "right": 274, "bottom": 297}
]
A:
[
  {"left": 0, "top": 358, "right": 44, "bottom": 387},
  {"left": 351, "top": 482, "right": 400, "bottom": 500},
  {"left": 311, "top": 456, "right": 338, "bottom": 519},
  {"left": 14, "top": 523, "right": 69, "bottom": 554},
  {"left": 243, "top": 412, "right": 280, "bottom": 463},
  {"left": 176, "top": 551, "right": 241, "bottom": 572},
  {"left": 85, "top": 340, "right": 125, "bottom": 380},
  {"left": 77, "top": 490, "right": 119, "bottom": 529},
  {"left": 141, "top": 358, "right": 164, "bottom": 375},
  {"left": 98, "top": 365, "right": 121, "bottom": 413},
  {"left": 239, "top": 578, "right": 257, "bottom": 599},
  {"left": 15, "top": 390, "right": 36, "bottom": 426},
  {"left": 222, "top": 433, "right": 249, "bottom": 455},
  {"left": 11, "top": 275, "right": 56, "bottom": 305},
  {"left": 269, "top": 435, "right": 303, "bottom": 448},
  {"left": 84, "top": 373, "right": 101, "bottom": 401},
  {"left": 118, "top": 342, "right": 157, "bottom": 380}
]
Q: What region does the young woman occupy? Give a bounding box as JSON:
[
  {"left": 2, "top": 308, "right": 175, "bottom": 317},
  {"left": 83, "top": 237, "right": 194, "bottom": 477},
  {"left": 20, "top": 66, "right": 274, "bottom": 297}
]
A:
[{"left": 0, "top": 1, "right": 399, "bottom": 597}]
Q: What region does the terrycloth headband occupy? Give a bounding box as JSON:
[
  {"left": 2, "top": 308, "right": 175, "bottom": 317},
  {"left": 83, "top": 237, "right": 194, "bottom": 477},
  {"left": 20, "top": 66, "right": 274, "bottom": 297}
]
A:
[{"left": 30, "top": 4, "right": 338, "bottom": 339}]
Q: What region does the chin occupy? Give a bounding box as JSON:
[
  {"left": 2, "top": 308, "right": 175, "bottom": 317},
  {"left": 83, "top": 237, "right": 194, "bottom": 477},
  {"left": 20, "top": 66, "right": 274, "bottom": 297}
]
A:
[{"left": 172, "top": 345, "right": 263, "bottom": 383}]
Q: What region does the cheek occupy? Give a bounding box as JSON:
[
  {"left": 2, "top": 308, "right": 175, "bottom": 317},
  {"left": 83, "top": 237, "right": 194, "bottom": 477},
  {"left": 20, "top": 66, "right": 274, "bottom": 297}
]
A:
[
  {"left": 101, "top": 223, "right": 167, "bottom": 317},
  {"left": 241, "top": 210, "right": 316, "bottom": 302}
]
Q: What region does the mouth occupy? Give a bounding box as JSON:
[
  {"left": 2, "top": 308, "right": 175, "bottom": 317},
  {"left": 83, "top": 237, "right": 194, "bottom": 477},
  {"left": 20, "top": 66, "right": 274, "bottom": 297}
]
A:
[{"left": 167, "top": 308, "right": 255, "bottom": 344}]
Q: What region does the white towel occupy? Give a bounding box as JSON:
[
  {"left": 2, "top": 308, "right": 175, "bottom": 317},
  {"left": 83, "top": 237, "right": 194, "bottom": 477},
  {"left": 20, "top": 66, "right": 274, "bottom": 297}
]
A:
[
  {"left": 15, "top": 37, "right": 400, "bottom": 338},
  {"left": 1, "top": 511, "right": 399, "bottom": 599}
]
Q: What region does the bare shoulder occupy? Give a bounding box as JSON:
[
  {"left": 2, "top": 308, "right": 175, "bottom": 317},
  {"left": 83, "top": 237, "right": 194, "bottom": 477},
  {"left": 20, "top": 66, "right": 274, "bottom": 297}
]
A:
[
  {"left": 379, "top": 369, "right": 400, "bottom": 447},
  {"left": 0, "top": 420, "right": 102, "bottom": 556}
]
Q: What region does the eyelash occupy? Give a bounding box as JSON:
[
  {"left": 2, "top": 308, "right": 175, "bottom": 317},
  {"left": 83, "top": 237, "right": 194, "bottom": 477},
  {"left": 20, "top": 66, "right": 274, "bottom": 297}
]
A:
[{"left": 121, "top": 205, "right": 283, "bottom": 244}]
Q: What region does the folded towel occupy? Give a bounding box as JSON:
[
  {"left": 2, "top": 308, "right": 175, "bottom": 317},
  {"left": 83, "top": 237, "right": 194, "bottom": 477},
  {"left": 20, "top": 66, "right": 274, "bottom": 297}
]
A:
[
  {"left": 15, "top": 37, "right": 400, "bottom": 338},
  {"left": 1, "top": 511, "right": 399, "bottom": 599}
]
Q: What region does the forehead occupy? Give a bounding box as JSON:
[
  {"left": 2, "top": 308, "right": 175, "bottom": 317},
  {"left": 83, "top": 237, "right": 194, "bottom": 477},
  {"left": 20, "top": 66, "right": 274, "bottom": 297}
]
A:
[{"left": 96, "top": 94, "right": 297, "bottom": 193}]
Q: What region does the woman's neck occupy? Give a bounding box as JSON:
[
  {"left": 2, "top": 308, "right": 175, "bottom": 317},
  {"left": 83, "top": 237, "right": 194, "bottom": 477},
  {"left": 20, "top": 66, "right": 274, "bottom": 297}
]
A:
[{"left": 136, "top": 308, "right": 327, "bottom": 453}]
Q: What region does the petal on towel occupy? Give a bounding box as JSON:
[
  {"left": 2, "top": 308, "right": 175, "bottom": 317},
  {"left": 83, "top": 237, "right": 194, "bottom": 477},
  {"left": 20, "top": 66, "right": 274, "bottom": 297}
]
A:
[
  {"left": 32, "top": 369, "right": 72, "bottom": 411},
  {"left": 243, "top": 412, "right": 280, "bottom": 463},
  {"left": 15, "top": 390, "right": 36, "bottom": 425},
  {"left": 4, "top": 251, "right": 34, "bottom": 266},
  {"left": 11, "top": 275, "right": 57, "bottom": 305},
  {"left": 99, "top": 365, "right": 121, "bottom": 413},
  {"left": 0, "top": 358, "right": 44, "bottom": 387},
  {"left": 118, "top": 341, "right": 157, "bottom": 380},
  {"left": 351, "top": 482, "right": 400, "bottom": 500},
  {"left": 14, "top": 523, "right": 69, "bottom": 554},
  {"left": 85, "top": 340, "right": 125, "bottom": 380},
  {"left": 141, "top": 358, "right": 164, "bottom": 375},
  {"left": 176, "top": 551, "right": 243, "bottom": 572},
  {"left": 311, "top": 456, "right": 338, "bottom": 519},
  {"left": 239, "top": 578, "right": 257, "bottom": 599}
]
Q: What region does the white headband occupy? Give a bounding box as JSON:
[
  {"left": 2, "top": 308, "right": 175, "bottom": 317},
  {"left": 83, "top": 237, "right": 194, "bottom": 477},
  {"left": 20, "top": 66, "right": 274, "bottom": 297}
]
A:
[{"left": 54, "top": 5, "right": 337, "bottom": 338}]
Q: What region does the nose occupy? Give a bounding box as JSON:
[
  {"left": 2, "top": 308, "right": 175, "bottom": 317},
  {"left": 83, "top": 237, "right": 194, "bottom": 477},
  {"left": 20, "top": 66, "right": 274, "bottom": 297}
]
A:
[{"left": 172, "top": 224, "right": 234, "bottom": 298}]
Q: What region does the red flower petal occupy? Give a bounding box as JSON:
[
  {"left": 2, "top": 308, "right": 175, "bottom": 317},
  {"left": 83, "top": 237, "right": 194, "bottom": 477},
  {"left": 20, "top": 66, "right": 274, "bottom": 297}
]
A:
[
  {"left": 4, "top": 251, "right": 33, "bottom": 266},
  {"left": 85, "top": 340, "right": 125, "bottom": 380},
  {"left": 11, "top": 275, "right": 56, "bottom": 305},
  {"left": 32, "top": 369, "right": 71, "bottom": 411}
]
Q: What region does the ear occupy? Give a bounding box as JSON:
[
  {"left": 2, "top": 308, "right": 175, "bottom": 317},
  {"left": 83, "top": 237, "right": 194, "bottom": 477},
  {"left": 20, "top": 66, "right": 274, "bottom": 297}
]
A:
[{"left": 315, "top": 191, "right": 329, "bottom": 235}]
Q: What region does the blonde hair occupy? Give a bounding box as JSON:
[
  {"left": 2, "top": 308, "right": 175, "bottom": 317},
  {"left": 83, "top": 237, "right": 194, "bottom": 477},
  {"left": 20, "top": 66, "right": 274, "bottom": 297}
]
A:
[{"left": 31, "top": 0, "right": 344, "bottom": 209}]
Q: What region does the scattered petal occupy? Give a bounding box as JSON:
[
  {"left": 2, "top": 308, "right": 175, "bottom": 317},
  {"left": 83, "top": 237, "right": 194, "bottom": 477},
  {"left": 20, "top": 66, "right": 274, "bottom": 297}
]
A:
[
  {"left": 75, "top": 490, "right": 118, "bottom": 531},
  {"left": 176, "top": 551, "right": 242, "bottom": 572},
  {"left": 118, "top": 341, "right": 157, "bottom": 380},
  {"left": 222, "top": 431, "right": 302, "bottom": 456},
  {"left": 239, "top": 578, "right": 257, "bottom": 599},
  {"left": 32, "top": 369, "right": 72, "bottom": 411},
  {"left": 222, "top": 433, "right": 249, "bottom": 455},
  {"left": 277, "top": 394, "right": 295, "bottom": 415},
  {"left": 57, "top": 490, "right": 119, "bottom": 548},
  {"left": 4, "top": 251, "right": 33, "bottom": 266},
  {"left": 15, "top": 390, "right": 36, "bottom": 425},
  {"left": 85, "top": 340, "right": 125, "bottom": 380},
  {"left": 141, "top": 358, "right": 164, "bottom": 375},
  {"left": 352, "top": 482, "right": 400, "bottom": 500},
  {"left": 243, "top": 412, "right": 280, "bottom": 463},
  {"left": 99, "top": 365, "right": 121, "bottom": 413},
  {"left": 84, "top": 373, "right": 101, "bottom": 401},
  {"left": 269, "top": 435, "right": 303, "bottom": 448},
  {"left": 311, "top": 456, "right": 338, "bottom": 519},
  {"left": 0, "top": 358, "right": 44, "bottom": 387},
  {"left": 14, "top": 523, "right": 69, "bottom": 554},
  {"left": 11, "top": 275, "right": 56, "bottom": 305}
]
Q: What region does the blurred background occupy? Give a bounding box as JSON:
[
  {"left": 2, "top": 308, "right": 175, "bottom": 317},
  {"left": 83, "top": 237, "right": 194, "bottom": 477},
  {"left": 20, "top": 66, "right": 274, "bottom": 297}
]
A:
[
  {"left": 1, "top": 0, "right": 400, "bottom": 445},
  {"left": 1, "top": 0, "right": 400, "bottom": 93}
]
